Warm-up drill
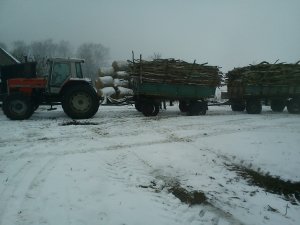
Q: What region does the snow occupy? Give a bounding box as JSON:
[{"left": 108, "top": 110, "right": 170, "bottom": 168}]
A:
[{"left": 0, "top": 105, "right": 299, "bottom": 225}]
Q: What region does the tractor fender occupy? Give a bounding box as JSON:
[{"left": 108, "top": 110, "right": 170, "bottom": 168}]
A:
[{"left": 59, "top": 80, "right": 96, "bottom": 97}]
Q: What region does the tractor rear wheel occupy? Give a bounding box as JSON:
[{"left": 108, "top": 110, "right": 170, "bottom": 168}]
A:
[
  {"left": 2, "top": 93, "right": 34, "bottom": 120},
  {"left": 62, "top": 85, "right": 99, "bottom": 119}
]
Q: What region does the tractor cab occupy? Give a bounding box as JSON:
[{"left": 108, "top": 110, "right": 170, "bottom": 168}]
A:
[{"left": 47, "top": 58, "right": 86, "bottom": 94}]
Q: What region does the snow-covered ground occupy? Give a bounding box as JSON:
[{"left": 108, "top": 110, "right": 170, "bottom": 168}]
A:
[{"left": 0, "top": 104, "right": 299, "bottom": 225}]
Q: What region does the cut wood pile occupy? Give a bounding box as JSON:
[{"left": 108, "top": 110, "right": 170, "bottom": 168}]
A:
[
  {"left": 128, "top": 58, "right": 222, "bottom": 87},
  {"left": 226, "top": 61, "right": 300, "bottom": 86},
  {"left": 96, "top": 61, "right": 133, "bottom": 103}
]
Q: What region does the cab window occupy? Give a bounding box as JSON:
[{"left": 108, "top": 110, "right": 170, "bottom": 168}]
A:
[
  {"left": 51, "top": 63, "right": 70, "bottom": 86},
  {"left": 75, "top": 62, "right": 83, "bottom": 78}
]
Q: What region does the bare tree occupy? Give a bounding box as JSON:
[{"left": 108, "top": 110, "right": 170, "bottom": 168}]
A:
[
  {"left": 150, "top": 52, "right": 162, "bottom": 60},
  {"left": 76, "top": 43, "right": 109, "bottom": 79},
  {"left": 11, "top": 41, "right": 30, "bottom": 62},
  {"left": 56, "top": 40, "right": 73, "bottom": 58}
]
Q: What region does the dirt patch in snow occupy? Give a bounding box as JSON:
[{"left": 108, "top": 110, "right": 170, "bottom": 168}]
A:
[
  {"left": 228, "top": 164, "right": 300, "bottom": 205},
  {"left": 168, "top": 186, "right": 207, "bottom": 205},
  {"left": 139, "top": 180, "right": 207, "bottom": 205},
  {"left": 59, "top": 120, "right": 99, "bottom": 126}
]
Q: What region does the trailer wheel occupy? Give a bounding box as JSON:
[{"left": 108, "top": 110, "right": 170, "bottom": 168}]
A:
[
  {"left": 2, "top": 93, "right": 34, "bottom": 120},
  {"left": 246, "top": 99, "right": 262, "bottom": 114},
  {"left": 141, "top": 102, "right": 159, "bottom": 116},
  {"left": 231, "top": 101, "right": 246, "bottom": 111},
  {"left": 179, "top": 101, "right": 189, "bottom": 112},
  {"left": 135, "top": 101, "right": 142, "bottom": 112},
  {"left": 271, "top": 100, "right": 285, "bottom": 112},
  {"left": 187, "top": 101, "right": 207, "bottom": 116},
  {"left": 62, "top": 85, "right": 99, "bottom": 119},
  {"left": 287, "top": 98, "right": 300, "bottom": 114}
]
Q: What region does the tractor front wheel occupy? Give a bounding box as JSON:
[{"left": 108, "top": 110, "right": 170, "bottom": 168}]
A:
[
  {"left": 2, "top": 93, "right": 34, "bottom": 120},
  {"left": 62, "top": 85, "right": 99, "bottom": 119}
]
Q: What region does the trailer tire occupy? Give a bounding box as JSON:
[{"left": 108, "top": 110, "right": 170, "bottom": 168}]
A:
[
  {"left": 2, "top": 93, "right": 34, "bottom": 120},
  {"left": 135, "top": 101, "right": 142, "bottom": 112},
  {"left": 141, "top": 102, "right": 159, "bottom": 117},
  {"left": 271, "top": 100, "right": 285, "bottom": 112},
  {"left": 179, "top": 101, "right": 189, "bottom": 112},
  {"left": 231, "top": 101, "right": 245, "bottom": 111},
  {"left": 62, "top": 85, "right": 99, "bottom": 119},
  {"left": 287, "top": 98, "right": 300, "bottom": 114},
  {"left": 246, "top": 99, "right": 262, "bottom": 114},
  {"left": 187, "top": 101, "right": 207, "bottom": 116}
]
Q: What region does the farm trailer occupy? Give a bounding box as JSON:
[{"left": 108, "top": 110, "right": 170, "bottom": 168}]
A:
[
  {"left": 226, "top": 61, "right": 300, "bottom": 114},
  {"left": 128, "top": 57, "right": 221, "bottom": 116},
  {"left": 227, "top": 84, "right": 300, "bottom": 114}
]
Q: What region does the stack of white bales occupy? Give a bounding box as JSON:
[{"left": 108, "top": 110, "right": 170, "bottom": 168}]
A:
[{"left": 95, "top": 61, "right": 133, "bottom": 103}]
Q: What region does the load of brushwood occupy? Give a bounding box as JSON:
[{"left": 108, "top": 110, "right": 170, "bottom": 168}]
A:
[
  {"left": 128, "top": 58, "right": 222, "bottom": 87},
  {"left": 226, "top": 61, "right": 300, "bottom": 86}
]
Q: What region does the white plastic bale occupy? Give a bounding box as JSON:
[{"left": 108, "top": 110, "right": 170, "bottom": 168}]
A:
[
  {"left": 95, "top": 76, "right": 114, "bottom": 89},
  {"left": 101, "top": 87, "right": 117, "bottom": 97},
  {"left": 99, "top": 66, "right": 114, "bottom": 76},
  {"left": 115, "top": 71, "right": 129, "bottom": 78},
  {"left": 117, "top": 87, "right": 133, "bottom": 97},
  {"left": 113, "top": 78, "right": 129, "bottom": 88}
]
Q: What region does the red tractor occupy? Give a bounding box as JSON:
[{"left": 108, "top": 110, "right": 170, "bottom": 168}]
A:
[{"left": 1, "top": 58, "right": 100, "bottom": 120}]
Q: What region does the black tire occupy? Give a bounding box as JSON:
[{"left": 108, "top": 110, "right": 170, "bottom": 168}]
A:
[
  {"left": 2, "top": 93, "right": 34, "bottom": 120},
  {"left": 179, "top": 101, "right": 189, "bottom": 112},
  {"left": 287, "top": 98, "right": 300, "bottom": 114},
  {"left": 135, "top": 101, "right": 142, "bottom": 112},
  {"left": 62, "top": 85, "right": 99, "bottom": 119},
  {"left": 187, "top": 101, "right": 207, "bottom": 116},
  {"left": 271, "top": 99, "right": 285, "bottom": 112},
  {"left": 246, "top": 99, "right": 262, "bottom": 114},
  {"left": 141, "top": 102, "right": 159, "bottom": 117},
  {"left": 231, "top": 100, "right": 246, "bottom": 111}
]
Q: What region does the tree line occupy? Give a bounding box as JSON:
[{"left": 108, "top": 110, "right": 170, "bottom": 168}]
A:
[{"left": 0, "top": 40, "right": 109, "bottom": 78}]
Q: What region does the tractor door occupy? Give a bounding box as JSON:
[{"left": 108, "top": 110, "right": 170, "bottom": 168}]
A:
[{"left": 49, "top": 61, "right": 71, "bottom": 94}]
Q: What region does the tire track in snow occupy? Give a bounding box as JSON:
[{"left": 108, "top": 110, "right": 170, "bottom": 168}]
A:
[
  {"left": 16, "top": 156, "right": 61, "bottom": 225},
  {"left": 0, "top": 160, "right": 34, "bottom": 224},
  {"left": 0, "top": 157, "right": 58, "bottom": 225}
]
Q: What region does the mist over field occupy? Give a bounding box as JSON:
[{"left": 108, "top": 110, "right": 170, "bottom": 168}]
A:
[{"left": 1, "top": 0, "right": 300, "bottom": 71}]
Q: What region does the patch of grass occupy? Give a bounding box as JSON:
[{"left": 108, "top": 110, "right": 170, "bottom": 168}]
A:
[{"left": 228, "top": 165, "right": 300, "bottom": 205}]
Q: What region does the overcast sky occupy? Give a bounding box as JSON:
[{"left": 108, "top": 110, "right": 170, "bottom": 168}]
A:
[{"left": 1, "top": 0, "right": 300, "bottom": 71}]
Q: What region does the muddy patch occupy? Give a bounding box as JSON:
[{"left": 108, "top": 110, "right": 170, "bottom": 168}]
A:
[
  {"left": 169, "top": 186, "right": 207, "bottom": 205},
  {"left": 59, "top": 120, "right": 99, "bottom": 126},
  {"left": 227, "top": 164, "right": 300, "bottom": 205},
  {"left": 139, "top": 180, "right": 207, "bottom": 205}
]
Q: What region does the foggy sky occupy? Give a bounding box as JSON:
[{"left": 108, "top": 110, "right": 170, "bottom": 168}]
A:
[{"left": 1, "top": 0, "right": 300, "bottom": 71}]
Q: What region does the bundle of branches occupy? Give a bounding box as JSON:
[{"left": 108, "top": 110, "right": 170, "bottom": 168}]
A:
[
  {"left": 226, "top": 61, "right": 300, "bottom": 86},
  {"left": 128, "top": 58, "right": 222, "bottom": 87}
]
